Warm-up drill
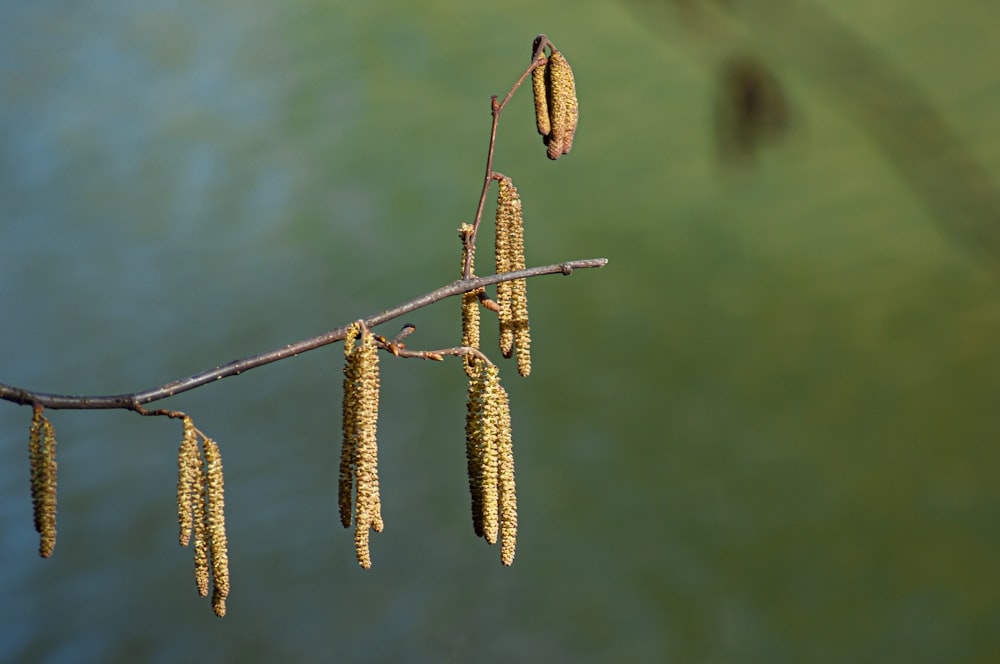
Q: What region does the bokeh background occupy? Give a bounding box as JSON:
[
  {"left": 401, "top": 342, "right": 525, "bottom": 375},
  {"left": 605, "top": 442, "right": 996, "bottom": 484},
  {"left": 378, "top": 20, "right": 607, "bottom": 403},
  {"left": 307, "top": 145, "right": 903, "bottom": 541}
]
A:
[{"left": 3, "top": 1, "right": 1000, "bottom": 661}]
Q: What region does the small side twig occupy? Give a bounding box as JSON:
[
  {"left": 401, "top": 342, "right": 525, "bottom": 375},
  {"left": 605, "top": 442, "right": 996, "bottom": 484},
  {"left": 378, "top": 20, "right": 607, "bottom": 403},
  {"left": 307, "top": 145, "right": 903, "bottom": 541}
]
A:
[{"left": 464, "top": 35, "right": 552, "bottom": 279}]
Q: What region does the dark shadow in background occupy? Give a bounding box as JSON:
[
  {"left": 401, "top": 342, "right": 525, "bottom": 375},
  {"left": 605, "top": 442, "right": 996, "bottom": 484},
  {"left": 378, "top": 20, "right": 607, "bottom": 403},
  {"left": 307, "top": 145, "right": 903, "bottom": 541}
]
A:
[
  {"left": 714, "top": 54, "right": 791, "bottom": 165},
  {"left": 629, "top": 0, "right": 1000, "bottom": 269}
]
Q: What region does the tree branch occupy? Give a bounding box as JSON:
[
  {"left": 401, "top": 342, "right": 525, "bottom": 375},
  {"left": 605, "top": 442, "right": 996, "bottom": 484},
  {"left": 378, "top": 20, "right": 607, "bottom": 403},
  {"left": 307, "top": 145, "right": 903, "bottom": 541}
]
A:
[
  {"left": 0, "top": 257, "right": 607, "bottom": 411},
  {"left": 463, "top": 35, "right": 551, "bottom": 279}
]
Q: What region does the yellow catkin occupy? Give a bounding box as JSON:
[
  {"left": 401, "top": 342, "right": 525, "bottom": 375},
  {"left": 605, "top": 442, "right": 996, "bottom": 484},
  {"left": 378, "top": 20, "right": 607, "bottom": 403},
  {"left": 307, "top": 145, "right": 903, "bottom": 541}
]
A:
[
  {"left": 39, "top": 419, "right": 58, "bottom": 559},
  {"left": 545, "top": 50, "right": 579, "bottom": 160},
  {"left": 339, "top": 323, "right": 362, "bottom": 528},
  {"left": 352, "top": 328, "right": 381, "bottom": 569},
  {"left": 512, "top": 277, "right": 531, "bottom": 378},
  {"left": 496, "top": 177, "right": 530, "bottom": 373},
  {"left": 480, "top": 365, "right": 502, "bottom": 545},
  {"left": 29, "top": 408, "right": 58, "bottom": 559},
  {"left": 496, "top": 177, "right": 524, "bottom": 358},
  {"left": 192, "top": 472, "right": 209, "bottom": 597},
  {"left": 514, "top": 330, "right": 532, "bottom": 377},
  {"left": 190, "top": 439, "right": 209, "bottom": 598},
  {"left": 532, "top": 54, "right": 550, "bottom": 137},
  {"left": 496, "top": 387, "right": 517, "bottom": 566},
  {"left": 459, "top": 224, "right": 481, "bottom": 379},
  {"left": 177, "top": 417, "right": 199, "bottom": 547},
  {"left": 28, "top": 407, "right": 44, "bottom": 536},
  {"left": 203, "top": 438, "right": 230, "bottom": 617},
  {"left": 507, "top": 179, "right": 530, "bottom": 377},
  {"left": 462, "top": 290, "right": 481, "bottom": 377},
  {"left": 354, "top": 523, "right": 372, "bottom": 569},
  {"left": 464, "top": 361, "right": 487, "bottom": 538}
]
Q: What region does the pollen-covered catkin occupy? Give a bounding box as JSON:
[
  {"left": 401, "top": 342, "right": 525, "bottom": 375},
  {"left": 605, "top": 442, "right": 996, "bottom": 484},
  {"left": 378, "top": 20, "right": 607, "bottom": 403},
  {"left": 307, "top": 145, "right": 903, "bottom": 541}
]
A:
[
  {"left": 28, "top": 408, "right": 58, "bottom": 559},
  {"left": 512, "top": 284, "right": 531, "bottom": 378},
  {"left": 464, "top": 360, "right": 488, "bottom": 537},
  {"left": 507, "top": 183, "right": 530, "bottom": 377},
  {"left": 351, "top": 327, "right": 382, "bottom": 569},
  {"left": 192, "top": 455, "right": 209, "bottom": 598},
  {"left": 459, "top": 224, "right": 481, "bottom": 379},
  {"left": 38, "top": 419, "right": 58, "bottom": 558},
  {"left": 28, "top": 409, "right": 45, "bottom": 540},
  {"left": 464, "top": 361, "right": 507, "bottom": 545},
  {"left": 496, "top": 177, "right": 526, "bottom": 359},
  {"left": 496, "top": 387, "right": 517, "bottom": 566},
  {"left": 177, "top": 417, "right": 200, "bottom": 547},
  {"left": 480, "top": 364, "right": 502, "bottom": 545},
  {"left": 461, "top": 289, "right": 481, "bottom": 377},
  {"left": 339, "top": 323, "right": 362, "bottom": 528},
  {"left": 495, "top": 177, "right": 530, "bottom": 373},
  {"left": 532, "top": 54, "right": 550, "bottom": 137},
  {"left": 545, "top": 50, "right": 578, "bottom": 160},
  {"left": 203, "top": 438, "right": 229, "bottom": 617}
]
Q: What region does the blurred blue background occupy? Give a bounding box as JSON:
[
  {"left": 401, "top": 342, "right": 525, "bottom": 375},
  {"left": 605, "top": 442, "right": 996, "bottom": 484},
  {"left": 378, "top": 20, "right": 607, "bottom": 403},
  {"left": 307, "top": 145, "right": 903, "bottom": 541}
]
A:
[{"left": 2, "top": 1, "right": 1000, "bottom": 661}]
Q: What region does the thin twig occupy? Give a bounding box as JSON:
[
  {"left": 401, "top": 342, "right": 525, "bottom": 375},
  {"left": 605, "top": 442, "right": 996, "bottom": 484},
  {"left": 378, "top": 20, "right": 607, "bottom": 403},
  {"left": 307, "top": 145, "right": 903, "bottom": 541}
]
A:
[
  {"left": 383, "top": 344, "right": 493, "bottom": 366},
  {"left": 0, "top": 258, "right": 607, "bottom": 411},
  {"left": 464, "top": 35, "right": 551, "bottom": 279}
]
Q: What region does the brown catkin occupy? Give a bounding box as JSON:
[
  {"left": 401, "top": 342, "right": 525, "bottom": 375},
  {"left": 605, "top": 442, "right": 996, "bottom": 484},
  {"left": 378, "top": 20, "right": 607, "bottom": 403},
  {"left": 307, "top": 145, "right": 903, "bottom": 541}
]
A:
[
  {"left": 39, "top": 419, "right": 58, "bottom": 558},
  {"left": 177, "top": 417, "right": 199, "bottom": 547},
  {"left": 545, "top": 50, "right": 579, "bottom": 160},
  {"left": 496, "top": 387, "right": 517, "bottom": 566},
  {"left": 459, "top": 224, "right": 481, "bottom": 378},
  {"left": 532, "top": 54, "right": 550, "bottom": 137},
  {"left": 203, "top": 438, "right": 229, "bottom": 617},
  {"left": 28, "top": 407, "right": 44, "bottom": 535},
  {"left": 339, "top": 323, "right": 362, "bottom": 528},
  {"left": 29, "top": 409, "right": 58, "bottom": 559},
  {"left": 464, "top": 360, "right": 488, "bottom": 537}
]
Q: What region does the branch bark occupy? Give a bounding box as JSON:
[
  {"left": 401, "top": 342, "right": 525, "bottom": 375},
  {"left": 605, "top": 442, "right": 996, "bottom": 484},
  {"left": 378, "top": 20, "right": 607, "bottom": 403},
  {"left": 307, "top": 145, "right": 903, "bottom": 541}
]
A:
[{"left": 0, "top": 257, "right": 607, "bottom": 411}]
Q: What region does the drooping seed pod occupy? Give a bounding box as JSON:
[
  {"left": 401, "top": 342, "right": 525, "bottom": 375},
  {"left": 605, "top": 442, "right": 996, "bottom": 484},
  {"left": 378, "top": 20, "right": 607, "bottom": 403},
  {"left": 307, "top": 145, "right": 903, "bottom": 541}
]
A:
[
  {"left": 203, "top": 438, "right": 229, "bottom": 617},
  {"left": 177, "top": 417, "right": 200, "bottom": 547},
  {"left": 545, "top": 49, "right": 579, "bottom": 160},
  {"left": 496, "top": 387, "right": 517, "bottom": 566}
]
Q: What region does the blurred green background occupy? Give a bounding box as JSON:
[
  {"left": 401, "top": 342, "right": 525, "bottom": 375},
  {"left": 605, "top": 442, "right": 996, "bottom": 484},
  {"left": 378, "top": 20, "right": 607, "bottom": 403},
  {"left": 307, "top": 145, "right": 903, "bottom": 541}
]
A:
[{"left": 2, "top": 1, "right": 1000, "bottom": 662}]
